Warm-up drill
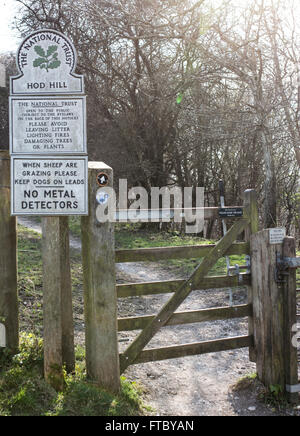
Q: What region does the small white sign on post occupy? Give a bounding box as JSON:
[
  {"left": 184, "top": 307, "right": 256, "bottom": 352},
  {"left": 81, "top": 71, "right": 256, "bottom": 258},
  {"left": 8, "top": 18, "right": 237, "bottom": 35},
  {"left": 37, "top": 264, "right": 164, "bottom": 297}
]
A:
[
  {"left": 0, "top": 323, "right": 6, "bottom": 348},
  {"left": 269, "top": 227, "right": 286, "bottom": 245}
]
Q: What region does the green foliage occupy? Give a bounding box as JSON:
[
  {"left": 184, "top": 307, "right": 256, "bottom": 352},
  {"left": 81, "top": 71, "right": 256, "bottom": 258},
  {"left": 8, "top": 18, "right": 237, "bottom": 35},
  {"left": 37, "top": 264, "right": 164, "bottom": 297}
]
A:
[
  {"left": 33, "top": 45, "right": 61, "bottom": 72},
  {"left": 176, "top": 93, "right": 183, "bottom": 104},
  {"left": 260, "top": 384, "right": 289, "bottom": 410},
  {"left": 231, "top": 373, "right": 258, "bottom": 392},
  {"left": 68, "top": 216, "right": 81, "bottom": 238},
  {"left": 46, "top": 45, "right": 58, "bottom": 57},
  {"left": 0, "top": 333, "right": 145, "bottom": 416},
  {"left": 34, "top": 45, "right": 46, "bottom": 58}
]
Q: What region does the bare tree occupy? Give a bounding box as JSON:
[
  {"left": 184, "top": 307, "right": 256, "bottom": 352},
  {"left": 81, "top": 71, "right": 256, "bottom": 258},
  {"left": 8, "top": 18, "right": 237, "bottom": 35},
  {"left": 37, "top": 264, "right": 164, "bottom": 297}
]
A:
[
  {"left": 13, "top": 0, "right": 300, "bottom": 237},
  {"left": 15, "top": 0, "right": 210, "bottom": 190}
]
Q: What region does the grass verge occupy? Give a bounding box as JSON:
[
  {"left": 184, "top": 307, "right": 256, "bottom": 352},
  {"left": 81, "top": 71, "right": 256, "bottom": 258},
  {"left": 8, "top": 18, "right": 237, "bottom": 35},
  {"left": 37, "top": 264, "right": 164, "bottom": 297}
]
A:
[{"left": 0, "top": 333, "right": 146, "bottom": 416}]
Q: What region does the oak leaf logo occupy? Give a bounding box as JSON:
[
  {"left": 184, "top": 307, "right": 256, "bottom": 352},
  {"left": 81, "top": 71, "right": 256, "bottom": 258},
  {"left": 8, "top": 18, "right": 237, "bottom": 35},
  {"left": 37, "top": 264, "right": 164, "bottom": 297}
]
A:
[{"left": 33, "top": 45, "right": 61, "bottom": 72}]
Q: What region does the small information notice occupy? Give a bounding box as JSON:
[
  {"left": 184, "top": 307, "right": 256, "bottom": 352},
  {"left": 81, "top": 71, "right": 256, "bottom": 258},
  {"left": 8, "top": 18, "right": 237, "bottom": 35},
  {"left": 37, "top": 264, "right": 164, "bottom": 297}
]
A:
[
  {"left": 218, "top": 207, "right": 243, "bottom": 218},
  {"left": 269, "top": 228, "right": 286, "bottom": 245},
  {"left": 11, "top": 156, "right": 88, "bottom": 215},
  {"left": 10, "top": 96, "right": 86, "bottom": 154}
]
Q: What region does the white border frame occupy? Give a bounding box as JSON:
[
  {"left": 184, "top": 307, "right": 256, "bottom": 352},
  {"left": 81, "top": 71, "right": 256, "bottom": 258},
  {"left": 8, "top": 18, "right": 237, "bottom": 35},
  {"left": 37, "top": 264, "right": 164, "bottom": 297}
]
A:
[
  {"left": 11, "top": 155, "right": 89, "bottom": 216},
  {"left": 10, "top": 28, "right": 84, "bottom": 95},
  {"left": 9, "top": 95, "right": 87, "bottom": 155}
]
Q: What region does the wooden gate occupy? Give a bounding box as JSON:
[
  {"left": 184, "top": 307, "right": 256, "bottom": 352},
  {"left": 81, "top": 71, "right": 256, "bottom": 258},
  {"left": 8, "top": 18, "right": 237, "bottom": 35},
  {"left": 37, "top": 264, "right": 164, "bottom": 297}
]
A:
[{"left": 116, "top": 190, "right": 258, "bottom": 373}]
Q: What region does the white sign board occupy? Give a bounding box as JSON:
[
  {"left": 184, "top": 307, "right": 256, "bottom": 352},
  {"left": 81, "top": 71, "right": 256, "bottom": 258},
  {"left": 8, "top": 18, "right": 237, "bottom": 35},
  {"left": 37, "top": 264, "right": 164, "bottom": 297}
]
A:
[
  {"left": 11, "top": 156, "right": 88, "bottom": 215},
  {"left": 269, "top": 228, "right": 286, "bottom": 245},
  {"left": 10, "top": 96, "right": 86, "bottom": 154},
  {"left": 0, "top": 63, "right": 5, "bottom": 87},
  {"left": 10, "top": 29, "right": 84, "bottom": 95},
  {"left": 0, "top": 323, "right": 6, "bottom": 348}
]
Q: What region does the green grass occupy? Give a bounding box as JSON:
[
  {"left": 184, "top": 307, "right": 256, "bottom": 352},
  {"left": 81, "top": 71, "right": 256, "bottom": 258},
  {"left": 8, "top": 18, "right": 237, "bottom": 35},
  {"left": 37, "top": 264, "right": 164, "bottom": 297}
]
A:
[
  {"left": 113, "top": 222, "right": 246, "bottom": 276},
  {"left": 17, "top": 225, "right": 84, "bottom": 336},
  {"left": 0, "top": 333, "right": 145, "bottom": 416},
  {"left": 67, "top": 218, "right": 246, "bottom": 276},
  {"left": 12, "top": 224, "right": 151, "bottom": 416},
  {"left": 69, "top": 216, "right": 81, "bottom": 239}
]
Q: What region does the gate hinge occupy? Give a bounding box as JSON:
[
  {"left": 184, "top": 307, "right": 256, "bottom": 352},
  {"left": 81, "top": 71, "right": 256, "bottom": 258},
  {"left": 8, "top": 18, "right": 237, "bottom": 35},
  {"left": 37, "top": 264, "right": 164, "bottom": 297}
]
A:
[
  {"left": 275, "top": 252, "right": 300, "bottom": 284},
  {"left": 245, "top": 255, "right": 251, "bottom": 274}
]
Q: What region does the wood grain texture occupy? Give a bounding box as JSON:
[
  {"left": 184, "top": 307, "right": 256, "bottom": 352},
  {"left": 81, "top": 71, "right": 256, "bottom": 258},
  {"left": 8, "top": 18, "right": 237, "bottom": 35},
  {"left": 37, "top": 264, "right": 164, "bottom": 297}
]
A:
[
  {"left": 118, "top": 304, "right": 252, "bottom": 331},
  {"left": 116, "top": 273, "right": 251, "bottom": 298},
  {"left": 244, "top": 189, "right": 259, "bottom": 362},
  {"left": 81, "top": 163, "right": 120, "bottom": 393},
  {"left": 123, "top": 336, "right": 253, "bottom": 365},
  {"left": 42, "top": 217, "right": 65, "bottom": 391},
  {"left": 59, "top": 217, "right": 75, "bottom": 374},
  {"left": 116, "top": 242, "right": 249, "bottom": 263},
  {"left": 0, "top": 151, "right": 18, "bottom": 354},
  {"left": 251, "top": 229, "right": 285, "bottom": 389},
  {"left": 282, "top": 237, "right": 299, "bottom": 403}
]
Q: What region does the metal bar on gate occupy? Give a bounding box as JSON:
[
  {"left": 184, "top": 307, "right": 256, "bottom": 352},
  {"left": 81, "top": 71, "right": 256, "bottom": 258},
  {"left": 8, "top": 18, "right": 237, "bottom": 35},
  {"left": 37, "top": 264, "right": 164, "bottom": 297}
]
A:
[
  {"left": 113, "top": 206, "right": 245, "bottom": 222},
  {"left": 277, "top": 256, "right": 300, "bottom": 269}
]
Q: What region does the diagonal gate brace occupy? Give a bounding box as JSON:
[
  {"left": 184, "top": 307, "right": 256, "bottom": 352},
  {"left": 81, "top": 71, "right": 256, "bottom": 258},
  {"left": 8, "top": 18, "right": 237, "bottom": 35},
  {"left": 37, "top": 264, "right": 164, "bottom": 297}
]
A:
[{"left": 119, "top": 211, "right": 251, "bottom": 373}]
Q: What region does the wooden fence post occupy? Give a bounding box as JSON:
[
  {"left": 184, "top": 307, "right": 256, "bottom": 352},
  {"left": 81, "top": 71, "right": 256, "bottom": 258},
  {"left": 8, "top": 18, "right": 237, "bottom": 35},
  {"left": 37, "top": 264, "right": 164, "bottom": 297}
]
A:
[
  {"left": 282, "top": 237, "right": 299, "bottom": 403},
  {"left": 243, "top": 189, "right": 258, "bottom": 362},
  {"left": 250, "top": 229, "right": 285, "bottom": 390},
  {"left": 0, "top": 151, "right": 18, "bottom": 354},
  {"left": 81, "top": 162, "right": 120, "bottom": 393},
  {"left": 42, "top": 216, "right": 75, "bottom": 390}
]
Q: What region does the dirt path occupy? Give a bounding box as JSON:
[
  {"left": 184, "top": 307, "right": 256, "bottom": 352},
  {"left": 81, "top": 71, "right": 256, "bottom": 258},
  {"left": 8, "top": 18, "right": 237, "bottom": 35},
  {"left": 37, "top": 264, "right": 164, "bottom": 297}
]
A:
[
  {"left": 18, "top": 218, "right": 299, "bottom": 416},
  {"left": 18, "top": 217, "right": 81, "bottom": 250}
]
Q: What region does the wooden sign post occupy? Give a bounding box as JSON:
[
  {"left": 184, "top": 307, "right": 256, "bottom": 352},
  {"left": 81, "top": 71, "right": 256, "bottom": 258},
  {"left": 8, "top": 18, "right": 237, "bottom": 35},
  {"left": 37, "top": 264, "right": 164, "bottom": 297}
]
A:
[
  {"left": 9, "top": 29, "right": 88, "bottom": 389},
  {"left": 250, "top": 229, "right": 298, "bottom": 397},
  {"left": 0, "top": 151, "right": 18, "bottom": 354},
  {"left": 0, "top": 64, "right": 18, "bottom": 357},
  {"left": 81, "top": 163, "right": 120, "bottom": 393}
]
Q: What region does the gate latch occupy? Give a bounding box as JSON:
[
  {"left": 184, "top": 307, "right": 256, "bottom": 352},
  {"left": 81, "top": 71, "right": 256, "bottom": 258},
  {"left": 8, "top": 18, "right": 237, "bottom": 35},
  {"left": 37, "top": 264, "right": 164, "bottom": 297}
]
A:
[
  {"left": 276, "top": 254, "right": 300, "bottom": 270},
  {"left": 228, "top": 264, "right": 243, "bottom": 284}
]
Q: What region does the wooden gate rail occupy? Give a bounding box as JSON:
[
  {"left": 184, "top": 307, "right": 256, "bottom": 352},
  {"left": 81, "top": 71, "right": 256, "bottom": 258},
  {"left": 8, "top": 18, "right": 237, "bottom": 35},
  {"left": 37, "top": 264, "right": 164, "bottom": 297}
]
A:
[
  {"left": 118, "top": 304, "right": 252, "bottom": 331},
  {"left": 116, "top": 242, "right": 249, "bottom": 263},
  {"left": 116, "top": 273, "right": 251, "bottom": 298},
  {"left": 132, "top": 336, "right": 253, "bottom": 365}
]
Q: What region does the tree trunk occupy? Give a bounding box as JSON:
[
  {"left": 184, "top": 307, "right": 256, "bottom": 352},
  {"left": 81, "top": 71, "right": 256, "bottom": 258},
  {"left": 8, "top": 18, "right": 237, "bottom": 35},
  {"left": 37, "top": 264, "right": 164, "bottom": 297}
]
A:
[{"left": 261, "top": 129, "right": 277, "bottom": 228}]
